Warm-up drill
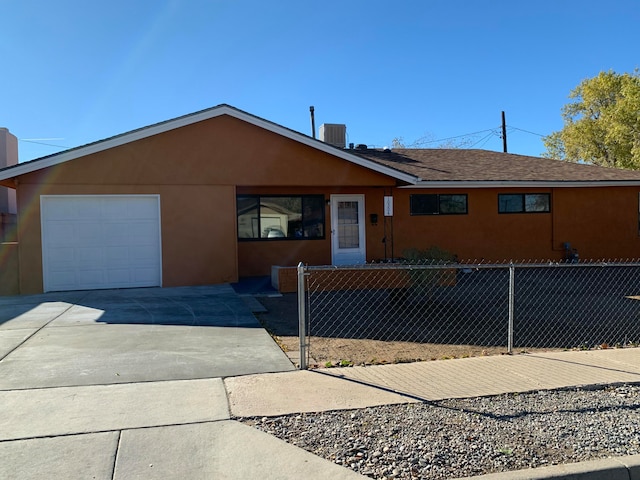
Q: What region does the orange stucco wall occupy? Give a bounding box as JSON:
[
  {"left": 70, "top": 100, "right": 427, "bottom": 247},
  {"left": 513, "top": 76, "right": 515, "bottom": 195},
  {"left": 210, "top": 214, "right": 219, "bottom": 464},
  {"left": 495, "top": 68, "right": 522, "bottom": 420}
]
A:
[
  {"left": 12, "top": 115, "right": 394, "bottom": 293},
  {"left": 552, "top": 187, "right": 640, "bottom": 260},
  {"left": 0, "top": 242, "right": 19, "bottom": 295},
  {"left": 390, "top": 187, "right": 640, "bottom": 262}
]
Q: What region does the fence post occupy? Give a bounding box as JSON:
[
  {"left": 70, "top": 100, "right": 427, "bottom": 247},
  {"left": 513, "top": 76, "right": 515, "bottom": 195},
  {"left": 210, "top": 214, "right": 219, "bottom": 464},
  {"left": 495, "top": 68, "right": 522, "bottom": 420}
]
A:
[
  {"left": 297, "top": 262, "right": 307, "bottom": 370},
  {"left": 508, "top": 262, "right": 515, "bottom": 354}
]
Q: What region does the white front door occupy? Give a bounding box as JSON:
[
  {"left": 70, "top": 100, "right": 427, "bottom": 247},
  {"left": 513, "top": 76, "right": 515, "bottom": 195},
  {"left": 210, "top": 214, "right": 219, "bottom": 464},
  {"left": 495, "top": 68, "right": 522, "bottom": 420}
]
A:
[{"left": 331, "top": 194, "right": 366, "bottom": 265}]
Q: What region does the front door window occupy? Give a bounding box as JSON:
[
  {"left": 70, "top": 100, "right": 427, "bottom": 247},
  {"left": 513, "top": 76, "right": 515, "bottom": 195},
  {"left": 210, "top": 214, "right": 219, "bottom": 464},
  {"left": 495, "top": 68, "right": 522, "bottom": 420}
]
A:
[{"left": 337, "top": 201, "right": 360, "bottom": 249}]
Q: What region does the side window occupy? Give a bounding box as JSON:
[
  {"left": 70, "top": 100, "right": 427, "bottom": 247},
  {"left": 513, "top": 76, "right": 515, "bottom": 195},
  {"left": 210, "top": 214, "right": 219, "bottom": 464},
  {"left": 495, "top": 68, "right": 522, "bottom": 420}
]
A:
[
  {"left": 498, "top": 193, "right": 550, "bottom": 213},
  {"left": 410, "top": 194, "right": 468, "bottom": 215},
  {"left": 498, "top": 194, "right": 524, "bottom": 213},
  {"left": 410, "top": 194, "right": 438, "bottom": 215},
  {"left": 439, "top": 194, "right": 468, "bottom": 214}
]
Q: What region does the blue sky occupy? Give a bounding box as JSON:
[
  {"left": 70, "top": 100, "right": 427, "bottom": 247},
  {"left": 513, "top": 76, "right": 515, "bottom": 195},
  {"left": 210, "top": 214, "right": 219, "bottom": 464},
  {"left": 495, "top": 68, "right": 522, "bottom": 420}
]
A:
[{"left": 2, "top": 0, "right": 639, "bottom": 162}]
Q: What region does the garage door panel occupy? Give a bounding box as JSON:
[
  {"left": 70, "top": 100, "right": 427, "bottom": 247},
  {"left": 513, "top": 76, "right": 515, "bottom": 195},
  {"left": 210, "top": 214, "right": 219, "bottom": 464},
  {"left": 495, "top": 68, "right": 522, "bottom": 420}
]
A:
[
  {"left": 76, "top": 201, "right": 101, "bottom": 219},
  {"left": 77, "top": 223, "right": 104, "bottom": 243},
  {"left": 105, "top": 247, "right": 130, "bottom": 266},
  {"left": 123, "top": 198, "right": 158, "bottom": 219},
  {"left": 48, "top": 271, "right": 77, "bottom": 290},
  {"left": 107, "top": 269, "right": 133, "bottom": 284},
  {"left": 133, "top": 267, "right": 160, "bottom": 283},
  {"left": 102, "top": 198, "right": 131, "bottom": 218},
  {"left": 47, "top": 223, "right": 78, "bottom": 246},
  {"left": 77, "top": 247, "right": 106, "bottom": 267},
  {"left": 42, "top": 195, "right": 162, "bottom": 292},
  {"left": 129, "top": 224, "right": 160, "bottom": 245},
  {"left": 47, "top": 247, "right": 75, "bottom": 266},
  {"left": 128, "top": 246, "right": 158, "bottom": 263},
  {"left": 77, "top": 270, "right": 106, "bottom": 287},
  {"left": 42, "top": 198, "right": 74, "bottom": 219},
  {"left": 103, "top": 223, "right": 133, "bottom": 244}
]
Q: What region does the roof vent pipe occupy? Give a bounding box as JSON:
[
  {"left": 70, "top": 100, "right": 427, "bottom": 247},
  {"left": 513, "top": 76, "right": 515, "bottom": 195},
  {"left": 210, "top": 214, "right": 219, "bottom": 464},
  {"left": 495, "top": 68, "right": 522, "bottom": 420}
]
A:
[{"left": 310, "top": 106, "right": 316, "bottom": 139}]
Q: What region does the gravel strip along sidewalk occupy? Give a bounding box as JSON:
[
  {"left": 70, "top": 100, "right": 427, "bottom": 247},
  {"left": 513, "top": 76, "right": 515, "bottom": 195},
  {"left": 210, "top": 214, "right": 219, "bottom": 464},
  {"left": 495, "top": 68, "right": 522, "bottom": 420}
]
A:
[{"left": 239, "top": 384, "right": 640, "bottom": 480}]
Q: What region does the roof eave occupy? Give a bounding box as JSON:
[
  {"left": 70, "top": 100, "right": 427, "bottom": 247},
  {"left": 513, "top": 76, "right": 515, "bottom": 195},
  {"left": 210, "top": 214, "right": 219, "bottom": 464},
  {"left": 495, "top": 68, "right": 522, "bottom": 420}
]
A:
[{"left": 403, "top": 180, "right": 640, "bottom": 188}]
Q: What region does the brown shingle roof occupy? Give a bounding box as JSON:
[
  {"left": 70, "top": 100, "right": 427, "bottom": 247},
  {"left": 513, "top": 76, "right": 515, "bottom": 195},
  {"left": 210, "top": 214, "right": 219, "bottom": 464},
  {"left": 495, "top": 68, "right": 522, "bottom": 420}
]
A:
[{"left": 351, "top": 148, "right": 640, "bottom": 182}]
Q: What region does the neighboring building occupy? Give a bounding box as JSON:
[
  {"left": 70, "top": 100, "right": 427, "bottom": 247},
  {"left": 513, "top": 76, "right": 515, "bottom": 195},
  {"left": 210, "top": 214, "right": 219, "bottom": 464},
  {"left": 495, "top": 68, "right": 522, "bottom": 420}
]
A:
[
  {"left": 2, "top": 104, "right": 640, "bottom": 294},
  {"left": 0, "top": 128, "right": 17, "bottom": 215},
  {"left": 0, "top": 128, "right": 17, "bottom": 246}
]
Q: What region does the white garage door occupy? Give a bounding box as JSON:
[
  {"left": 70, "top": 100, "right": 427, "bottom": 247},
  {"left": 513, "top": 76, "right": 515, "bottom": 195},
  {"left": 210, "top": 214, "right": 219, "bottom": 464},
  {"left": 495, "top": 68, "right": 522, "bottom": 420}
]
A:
[{"left": 41, "top": 195, "right": 162, "bottom": 292}]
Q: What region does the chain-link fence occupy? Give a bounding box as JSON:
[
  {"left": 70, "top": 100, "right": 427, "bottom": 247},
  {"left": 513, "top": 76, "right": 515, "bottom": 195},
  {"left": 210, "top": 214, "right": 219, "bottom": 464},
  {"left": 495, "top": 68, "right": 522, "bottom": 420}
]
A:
[{"left": 297, "top": 261, "right": 640, "bottom": 369}]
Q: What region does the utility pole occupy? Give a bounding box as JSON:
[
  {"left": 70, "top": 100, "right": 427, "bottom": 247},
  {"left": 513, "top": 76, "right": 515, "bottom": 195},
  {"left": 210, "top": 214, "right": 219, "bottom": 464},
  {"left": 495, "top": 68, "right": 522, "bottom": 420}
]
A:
[{"left": 501, "top": 111, "right": 507, "bottom": 153}]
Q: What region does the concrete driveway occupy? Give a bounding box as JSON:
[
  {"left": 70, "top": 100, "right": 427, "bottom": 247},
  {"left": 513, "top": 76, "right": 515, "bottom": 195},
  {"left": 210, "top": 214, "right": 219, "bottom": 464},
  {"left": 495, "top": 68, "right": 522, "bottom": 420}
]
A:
[
  {"left": 0, "top": 285, "right": 370, "bottom": 480},
  {"left": 0, "top": 284, "right": 295, "bottom": 390}
]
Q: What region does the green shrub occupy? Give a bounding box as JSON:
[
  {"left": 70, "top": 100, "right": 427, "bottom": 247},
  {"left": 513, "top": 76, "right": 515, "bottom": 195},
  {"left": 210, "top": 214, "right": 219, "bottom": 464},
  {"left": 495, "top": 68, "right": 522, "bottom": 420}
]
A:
[
  {"left": 400, "top": 246, "right": 457, "bottom": 298},
  {"left": 402, "top": 246, "right": 456, "bottom": 264}
]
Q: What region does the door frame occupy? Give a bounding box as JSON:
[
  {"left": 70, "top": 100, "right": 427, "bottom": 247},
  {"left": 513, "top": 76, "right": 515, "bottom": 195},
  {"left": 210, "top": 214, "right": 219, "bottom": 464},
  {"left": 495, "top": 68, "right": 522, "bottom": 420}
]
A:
[{"left": 330, "top": 194, "right": 366, "bottom": 265}]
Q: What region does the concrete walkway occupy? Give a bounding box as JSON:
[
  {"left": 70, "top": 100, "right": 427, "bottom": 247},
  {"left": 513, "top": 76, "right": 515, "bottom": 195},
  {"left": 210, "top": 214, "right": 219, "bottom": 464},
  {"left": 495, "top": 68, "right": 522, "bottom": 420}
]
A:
[
  {"left": 1, "top": 286, "right": 640, "bottom": 479},
  {"left": 226, "top": 348, "right": 640, "bottom": 417}
]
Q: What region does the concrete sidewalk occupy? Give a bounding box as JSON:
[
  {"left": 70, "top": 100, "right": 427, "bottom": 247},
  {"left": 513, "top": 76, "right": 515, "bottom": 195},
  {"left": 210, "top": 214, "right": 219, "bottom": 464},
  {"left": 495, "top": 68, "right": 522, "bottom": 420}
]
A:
[
  {"left": 1, "top": 284, "right": 640, "bottom": 479},
  {"left": 225, "top": 348, "right": 640, "bottom": 480},
  {"left": 2, "top": 349, "right": 637, "bottom": 479},
  {"left": 226, "top": 348, "right": 640, "bottom": 416}
]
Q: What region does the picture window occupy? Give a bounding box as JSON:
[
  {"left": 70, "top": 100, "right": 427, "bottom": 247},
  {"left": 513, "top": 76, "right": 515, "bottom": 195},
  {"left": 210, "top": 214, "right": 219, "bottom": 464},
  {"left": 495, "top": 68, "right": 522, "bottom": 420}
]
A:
[{"left": 237, "top": 195, "right": 325, "bottom": 240}]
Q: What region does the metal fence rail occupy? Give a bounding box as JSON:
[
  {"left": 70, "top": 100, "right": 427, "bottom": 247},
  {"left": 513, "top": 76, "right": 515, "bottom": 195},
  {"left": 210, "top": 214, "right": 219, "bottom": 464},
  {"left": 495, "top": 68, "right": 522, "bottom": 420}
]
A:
[{"left": 297, "top": 261, "right": 640, "bottom": 369}]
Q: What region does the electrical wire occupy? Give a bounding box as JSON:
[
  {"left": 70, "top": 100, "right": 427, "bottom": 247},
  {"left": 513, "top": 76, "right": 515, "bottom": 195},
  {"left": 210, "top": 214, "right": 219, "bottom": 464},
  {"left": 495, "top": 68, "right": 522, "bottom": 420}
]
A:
[
  {"left": 470, "top": 130, "right": 499, "bottom": 149},
  {"left": 509, "top": 126, "right": 546, "bottom": 137},
  {"left": 414, "top": 127, "right": 498, "bottom": 145},
  {"left": 19, "top": 139, "right": 68, "bottom": 149},
  {"left": 391, "top": 124, "right": 547, "bottom": 149}
]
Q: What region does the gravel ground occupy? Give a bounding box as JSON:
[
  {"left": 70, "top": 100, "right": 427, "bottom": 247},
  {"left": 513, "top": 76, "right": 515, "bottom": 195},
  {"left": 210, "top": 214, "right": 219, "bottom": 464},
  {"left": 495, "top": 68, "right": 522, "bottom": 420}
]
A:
[{"left": 239, "top": 384, "right": 640, "bottom": 479}]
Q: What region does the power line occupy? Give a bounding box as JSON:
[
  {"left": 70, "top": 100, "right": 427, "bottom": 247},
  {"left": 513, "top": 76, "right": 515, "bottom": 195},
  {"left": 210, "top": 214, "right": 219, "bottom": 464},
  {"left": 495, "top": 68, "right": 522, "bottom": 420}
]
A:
[
  {"left": 408, "top": 124, "right": 548, "bottom": 148},
  {"left": 403, "top": 122, "right": 545, "bottom": 146},
  {"left": 416, "top": 127, "right": 498, "bottom": 145},
  {"left": 509, "top": 126, "right": 547, "bottom": 138},
  {"left": 470, "top": 130, "right": 499, "bottom": 149},
  {"left": 19, "top": 139, "right": 68, "bottom": 149}
]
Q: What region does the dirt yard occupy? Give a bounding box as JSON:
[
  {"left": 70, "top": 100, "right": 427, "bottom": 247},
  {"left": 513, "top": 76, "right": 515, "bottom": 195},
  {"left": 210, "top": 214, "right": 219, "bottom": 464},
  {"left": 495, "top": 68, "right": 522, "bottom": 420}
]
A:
[{"left": 255, "top": 293, "right": 510, "bottom": 368}]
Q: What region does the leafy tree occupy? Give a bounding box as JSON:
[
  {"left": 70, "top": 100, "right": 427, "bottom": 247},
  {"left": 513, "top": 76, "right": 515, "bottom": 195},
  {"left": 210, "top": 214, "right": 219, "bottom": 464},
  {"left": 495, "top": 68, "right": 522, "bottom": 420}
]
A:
[{"left": 543, "top": 70, "right": 640, "bottom": 169}]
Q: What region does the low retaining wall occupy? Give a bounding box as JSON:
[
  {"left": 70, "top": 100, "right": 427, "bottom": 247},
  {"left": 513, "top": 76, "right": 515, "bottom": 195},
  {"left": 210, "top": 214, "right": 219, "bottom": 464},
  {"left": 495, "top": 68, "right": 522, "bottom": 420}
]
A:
[
  {"left": 271, "top": 266, "right": 298, "bottom": 293},
  {"left": 271, "top": 265, "right": 457, "bottom": 293}
]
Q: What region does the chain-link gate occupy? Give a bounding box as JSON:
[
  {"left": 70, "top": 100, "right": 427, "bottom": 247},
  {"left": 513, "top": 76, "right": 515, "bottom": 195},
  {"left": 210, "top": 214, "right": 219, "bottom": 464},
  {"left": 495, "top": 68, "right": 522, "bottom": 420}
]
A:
[{"left": 297, "top": 261, "right": 640, "bottom": 369}]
